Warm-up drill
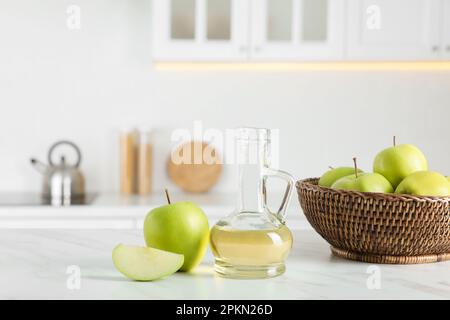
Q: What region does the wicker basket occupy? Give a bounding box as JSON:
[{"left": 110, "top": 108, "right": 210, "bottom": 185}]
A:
[{"left": 296, "top": 178, "right": 450, "bottom": 264}]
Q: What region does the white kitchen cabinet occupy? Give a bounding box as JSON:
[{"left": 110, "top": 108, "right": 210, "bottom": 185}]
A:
[
  {"left": 442, "top": 0, "right": 450, "bottom": 59},
  {"left": 347, "top": 0, "right": 442, "bottom": 60},
  {"left": 152, "top": 0, "right": 249, "bottom": 61},
  {"left": 153, "top": 0, "right": 344, "bottom": 61},
  {"left": 250, "top": 0, "right": 345, "bottom": 61},
  {"left": 153, "top": 0, "right": 447, "bottom": 62}
]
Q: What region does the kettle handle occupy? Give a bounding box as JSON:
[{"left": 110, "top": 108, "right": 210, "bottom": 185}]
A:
[{"left": 48, "top": 140, "right": 82, "bottom": 167}]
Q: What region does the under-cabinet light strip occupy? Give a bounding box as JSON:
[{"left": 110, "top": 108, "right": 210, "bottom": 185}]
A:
[{"left": 154, "top": 62, "right": 450, "bottom": 71}]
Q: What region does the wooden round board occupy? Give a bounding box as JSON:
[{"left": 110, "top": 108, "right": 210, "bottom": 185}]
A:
[{"left": 167, "top": 141, "right": 222, "bottom": 193}]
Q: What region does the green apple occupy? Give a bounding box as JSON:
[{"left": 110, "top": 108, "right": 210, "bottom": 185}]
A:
[
  {"left": 319, "top": 167, "right": 364, "bottom": 188},
  {"left": 144, "top": 196, "right": 209, "bottom": 272},
  {"left": 395, "top": 171, "right": 450, "bottom": 197},
  {"left": 447, "top": 176, "right": 450, "bottom": 183},
  {"left": 112, "top": 244, "right": 184, "bottom": 281},
  {"left": 373, "top": 139, "right": 428, "bottom": 189},
  {"left": 331, "top": 158, "right": 393, "bottom": 193},
  {"left": 332, "top": 173, "right": 394, "bottom": 193}
]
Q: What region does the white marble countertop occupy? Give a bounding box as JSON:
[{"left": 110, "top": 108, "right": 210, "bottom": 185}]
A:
[{"left": 1, "top": 228, "right": 449, "bottom": 300}]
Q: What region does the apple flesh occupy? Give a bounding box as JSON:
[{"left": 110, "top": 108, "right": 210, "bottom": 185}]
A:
[
  {"left": 373, "top": 144, "right": 428, "bottom": 189},
  {"left": 395, "top": 171, "right": 450, "bottom": 197},
  {"left": 112, "top": 244, "right": 184, "bottom": 281},
  {"left": 144, "top": 202, "right": 209, "bottom": 272},
  {"left": 332, "top": 172, "right": 394, "bottom": 193},
  {"left": 319, "top": 167, "right": 364, "bottom": 188}
]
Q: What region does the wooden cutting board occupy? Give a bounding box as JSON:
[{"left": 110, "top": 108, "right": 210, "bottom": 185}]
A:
[
  {"left": 167, "top": 142, "right": 222, "bottom": 193},
  {"left": 167, "top": 141, "right": 222, "bottom": 193}
]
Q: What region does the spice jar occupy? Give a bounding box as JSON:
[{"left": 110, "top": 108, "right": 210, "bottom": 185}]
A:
[
  {"left": 119, "top": 128, "right": 137, "bottom": 195},
  {"left": 137, "top": 128, "right": 153, "bottom": 195}
]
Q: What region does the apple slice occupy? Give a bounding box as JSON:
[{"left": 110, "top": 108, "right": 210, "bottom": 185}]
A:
[{"left": 112, "top": 244, "right": 184, "bottom": 281}]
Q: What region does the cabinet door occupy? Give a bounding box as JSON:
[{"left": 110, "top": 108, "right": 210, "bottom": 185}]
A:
[
  {"left": 152, "top": 0, "right": 249, "bottom": 61},
  {"left": 347, "top": 0, "right": 441, "bottom": 60},
  {"left": 443, "top": 0, "right": 450, "bottom": 59},
  {"left": 250, "top": 0, "right": 345, "bottom": 61}
]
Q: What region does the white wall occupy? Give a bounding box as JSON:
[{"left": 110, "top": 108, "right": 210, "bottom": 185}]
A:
[{"left": 1, "top": 0, "right": 449, "bottom": 194}]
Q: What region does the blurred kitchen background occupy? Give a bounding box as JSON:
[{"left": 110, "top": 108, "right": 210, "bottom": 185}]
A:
[{"left": 0, "top": 0, "right": 449, "bottom": 196}]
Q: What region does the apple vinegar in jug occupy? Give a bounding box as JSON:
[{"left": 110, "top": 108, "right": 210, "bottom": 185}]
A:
[
  {"left": 210, "top": 224, "right": 293, "bottom": 270},
  {"left": 210, "top": 128, "right": 295, "bottom": 279}
]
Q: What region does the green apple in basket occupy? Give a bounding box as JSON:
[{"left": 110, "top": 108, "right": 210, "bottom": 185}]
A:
[
  {"left": 395, "top": 171, "right": 450, "bottom": 197},
  {"left": 373, "top": 137, "right": 428, "bottom": 189},
  {"left": 332, "top": 158, "right": 394, "bottom": 193},
  {"left": 319, "top": 166, "right": 364, "bottom": 188}
]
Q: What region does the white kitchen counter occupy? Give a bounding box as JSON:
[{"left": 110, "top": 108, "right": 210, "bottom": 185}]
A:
[
  {"left": 0, "top": 192, "right": 309, "bottom": 229},
  {"left": 1, "top": 228, "right": 449, "bottom": 300}
]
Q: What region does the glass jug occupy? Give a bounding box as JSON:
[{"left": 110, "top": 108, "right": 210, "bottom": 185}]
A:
[{"left": 210, "top": 128, "right": 295, "bottom": 279}]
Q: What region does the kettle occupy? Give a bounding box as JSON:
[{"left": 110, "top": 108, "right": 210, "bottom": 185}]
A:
[{"left": 31, "top": 140, "right": 85, "bottom": 206}]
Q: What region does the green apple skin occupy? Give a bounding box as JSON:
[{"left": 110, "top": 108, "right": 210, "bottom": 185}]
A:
[
  {"left": 319, "top": 167, "right": 364, "bottom": 188},
  {"left": 395, "top": 171, "right": 450, "bottom": 197},
  {"left": 112, "top": 244, "right": 184, "bottom": 281},
  {"left": 373, "top": 144, "right": 428, "bottom": 189},
  {"left": 144, "top": 202, "right": 209, "bottom": 272},
  {"left": 331, "top": 173, "right": 394, "bottom": 193}
]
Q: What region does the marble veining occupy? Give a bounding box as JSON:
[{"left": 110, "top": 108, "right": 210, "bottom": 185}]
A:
[{"left": 0, "top": 229, "right": 448, "bottom": 300}]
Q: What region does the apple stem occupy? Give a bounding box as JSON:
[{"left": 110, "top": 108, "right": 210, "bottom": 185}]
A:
[
  {"left": 353, "top": 157, "right": 358, "bottom": 178},
  {"left": 165, "top": 188, "right": 171, "bottom": 204},
  {"left": 328, "top": 166, "right": 334, "bottom": 170},
  {"left": 393, "top": 136, "right": 396, "bottom": 147}
]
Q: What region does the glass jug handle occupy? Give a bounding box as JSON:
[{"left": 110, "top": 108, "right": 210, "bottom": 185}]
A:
[{"left": 262, "top": 168, "right": 295, "bottom": 224}]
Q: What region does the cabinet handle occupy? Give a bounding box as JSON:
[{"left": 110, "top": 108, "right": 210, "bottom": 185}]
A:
[
  {"left": 431, "top": 45, "right": 440, "bottom": 52},
  {"left": 254, "top": 46, "right": 261, "bottom": 52},
  {"left": 446, "top": 46, "right": 450, "bottom": 52}
]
